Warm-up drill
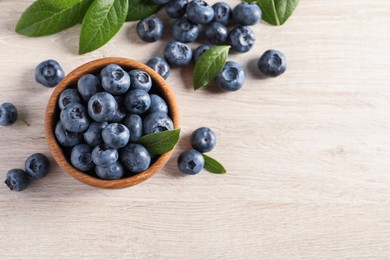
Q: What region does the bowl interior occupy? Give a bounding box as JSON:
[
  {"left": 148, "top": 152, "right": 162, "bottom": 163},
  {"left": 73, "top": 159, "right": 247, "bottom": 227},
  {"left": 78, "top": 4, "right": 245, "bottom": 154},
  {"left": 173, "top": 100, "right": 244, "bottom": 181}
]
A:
[{"left": 45, "top": 57, "right": 180, "bottom": 189}]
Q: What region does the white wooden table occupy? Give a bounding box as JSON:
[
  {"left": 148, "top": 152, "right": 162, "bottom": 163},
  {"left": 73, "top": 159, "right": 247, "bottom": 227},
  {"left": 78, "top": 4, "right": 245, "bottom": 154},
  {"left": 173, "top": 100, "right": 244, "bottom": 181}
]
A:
[{"left": 1, "top": 0, "right": 390, "bottom": 259}]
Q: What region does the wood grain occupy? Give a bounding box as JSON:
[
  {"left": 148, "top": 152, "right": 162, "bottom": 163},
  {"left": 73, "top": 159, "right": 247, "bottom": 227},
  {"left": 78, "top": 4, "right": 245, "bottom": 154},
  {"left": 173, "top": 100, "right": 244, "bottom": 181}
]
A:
[{"left": 1, "top": 0, "right": 390, "bottom": 259}]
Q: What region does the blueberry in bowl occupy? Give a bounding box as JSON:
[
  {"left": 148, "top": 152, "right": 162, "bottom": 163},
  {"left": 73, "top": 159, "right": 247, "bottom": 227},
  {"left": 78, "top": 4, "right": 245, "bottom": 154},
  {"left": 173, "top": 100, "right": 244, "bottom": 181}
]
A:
[{"left": 45, "top": 58, "right": 180, "bottom": 189}]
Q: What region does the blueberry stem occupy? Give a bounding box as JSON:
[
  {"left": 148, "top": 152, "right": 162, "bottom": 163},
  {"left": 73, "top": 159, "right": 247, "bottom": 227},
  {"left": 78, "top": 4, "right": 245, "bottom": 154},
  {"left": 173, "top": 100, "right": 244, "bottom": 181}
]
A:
[{"left": 18, "top": 116, "right": 30, "bottom": 127}]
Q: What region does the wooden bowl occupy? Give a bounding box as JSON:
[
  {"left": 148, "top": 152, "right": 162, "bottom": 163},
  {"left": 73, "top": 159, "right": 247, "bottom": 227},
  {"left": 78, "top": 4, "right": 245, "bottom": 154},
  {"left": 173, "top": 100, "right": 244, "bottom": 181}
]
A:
[{"left": 45, "top": 57, "right": 180, "bottom": 189}]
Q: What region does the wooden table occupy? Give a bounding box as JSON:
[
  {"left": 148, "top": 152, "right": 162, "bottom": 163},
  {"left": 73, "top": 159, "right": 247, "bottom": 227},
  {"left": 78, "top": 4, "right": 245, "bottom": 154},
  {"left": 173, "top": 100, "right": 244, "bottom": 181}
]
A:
[{"left": 1, "top": 0, "right": 389, "bottom": 259}]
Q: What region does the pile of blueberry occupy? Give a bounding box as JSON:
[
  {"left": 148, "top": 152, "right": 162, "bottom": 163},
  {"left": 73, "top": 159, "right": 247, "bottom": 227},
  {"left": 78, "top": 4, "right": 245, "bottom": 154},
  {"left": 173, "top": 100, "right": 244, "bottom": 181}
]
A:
[
  {"left": 178, "top": 127, "right": 217, "bottom": 175},
  {"left": 55, "top": 63, "right": 174, "bottom": 180},
  {"left": 138, "top": 0, "right": 287, "bottom": 92},
  {"left": 5, "top": 153, "right": 50, "bottom": 191}
]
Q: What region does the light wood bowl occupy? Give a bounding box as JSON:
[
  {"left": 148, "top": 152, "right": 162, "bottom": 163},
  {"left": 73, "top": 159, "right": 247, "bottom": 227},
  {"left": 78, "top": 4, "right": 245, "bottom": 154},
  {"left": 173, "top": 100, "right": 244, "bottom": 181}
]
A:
[{"left": 45, "top": 57, "right": 180, "bottom": 189}]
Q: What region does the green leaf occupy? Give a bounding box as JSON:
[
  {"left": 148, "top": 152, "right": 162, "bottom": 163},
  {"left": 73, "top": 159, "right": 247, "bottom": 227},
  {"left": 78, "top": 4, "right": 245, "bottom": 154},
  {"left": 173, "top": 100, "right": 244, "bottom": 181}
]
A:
[
  {"left": 138, "top": 129, "right": 181, "bottom": 155},
  {"left": 126, "top": 0, "right": 162, "bottom": 21},
  {"left": 193, "top": 45, "right": 230, "bottom": 90},
  {"left": 246, "top": 0, "right": 300, "bottom": 26},
  {"left": 79, "top": 0, "right": 128, "bottom": 54},
  {"left": 203, "top": 154, "right": 226, "bottom": 174},
  {"left": 15, "top": 0, "right": 92, "bottom": 36}
]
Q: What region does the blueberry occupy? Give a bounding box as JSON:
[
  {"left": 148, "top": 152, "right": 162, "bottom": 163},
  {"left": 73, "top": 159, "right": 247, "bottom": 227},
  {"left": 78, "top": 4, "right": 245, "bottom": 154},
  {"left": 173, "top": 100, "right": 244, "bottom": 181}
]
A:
[
  {"left": 123, "top": 114, "right": 143, "bottom": 142},
  {"left": 4, "top": 169, "right": 30, "bottom": 192},
  {"left": 77, "top": 74, "right": 102, "bottom": 102},
  {"left": 151, "top": 0, "right": 170, "bottom": 4},
  {"left": 91, "top": 144, "right": 118, "bottom": 167},
  {"left": 212, "top": 2, "right": 232, "bottom": 26},
  {"left": 25, "top": 153, "right": 50, "bottom": 179},
  {"left": 171, "top": 17, "right": 200, "bottom": 43},
  {"left": 99, "top": 64, "right": 121, "bottom": 79},
  {"left": 193, "top": 44, "right": 213, "bottom": 62},
  {"left": 128, "top": 70, "right": 152, "bottom": 92},
  {"left": 215, "top": 61, "right": 246, "bottom": 91},
  {"left": 124, "top": 89, "right": 151, "bottom": 115},
  {"left": 70, "top": 144, "right": 95, "bottom": 172},
  {"left": 102, "top": 123, "right": 130, "bottom": 149},
  {"left": 257, "top": 49, "right": 287, "bottom": 77},
  {"left": 149, "top": 94, "right": 168, "bottom": 114},
  {"left": 110, "top": 96, "right": 127, "bottom": 123},
  {"left": 191, "top": 127, "right": 216, "bottom": 152},
  {"left": 0, "top": 102, "right": 17, "bottom": 126},
  {"left": 84, "top": 122, "right": 108, "bottom": 147},
  {"left": 87, "top": 92, "right": 117, "bottom": 122},
  {"left": 58, "top": 89, "right": 81, "bottom": 110},
  {"left": 232, "top": 3, "right": 261, "bottom": 26},
  {"left": 60, "top": 102, "right": 90, "bottom": 132},
  {"left": 55, "top": 121, "right": 84, "bottom": 147},
  {"left": 228, "top": 26, "right": 255, "bottom": 53},
  {"left": 165, "top": 0, "right": 188, "bottom": 18},
  {"left": 178, "top": 149, "right": 204, "bottom": 175},
  {"left": 143, "top": 112, "right": 173, "bottom": 134},
  {"left": 164, "top": 41, "right": 192, "bottom": 67},
  {"left": 35, "top": 59, "right": 64, "bottom": 88},
  {"left": 186, "top": 0, "right": 214, "bottom": 25},
  {"left": 95, "top": 161, "right": 124, "bottom": 180},
  {"left": 101, "top": 65, "right": 130, "bottom": 95},
  {"left": 204, "top": 22, "right": 228, "bottom": 44},
  {"left": 136, "top": 16, "right": 164, "bottom": 42},
  {"left": 146, "top": 56, "right": 171, "bottom": 80},
  {"left": 120, "top": 143, "right": 151, "bottom": 174}
]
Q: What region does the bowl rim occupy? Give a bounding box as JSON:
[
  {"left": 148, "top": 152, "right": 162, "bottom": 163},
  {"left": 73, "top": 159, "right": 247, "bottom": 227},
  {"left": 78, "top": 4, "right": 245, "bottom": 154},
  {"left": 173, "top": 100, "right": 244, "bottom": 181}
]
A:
[{"left": 44, "top": 57, "right": 180, "bottom": 189}]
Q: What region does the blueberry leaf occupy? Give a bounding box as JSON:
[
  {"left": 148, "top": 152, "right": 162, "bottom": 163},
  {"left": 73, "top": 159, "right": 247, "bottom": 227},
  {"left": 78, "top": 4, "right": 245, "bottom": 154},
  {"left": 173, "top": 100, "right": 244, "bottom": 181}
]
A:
[
  {"left": 126, "top": 0, "right": 163, "bottom": 21},
  {"left": 202, "top": 154, "right": 226, "bottom": 174},
  {"left": 193, "top": 45, "right": 230, "bottom": 90},
  {"left": 244, "top": 0, "right": 300, "bottom": 26},
  {"left": 15, "top": 0, "right": 93, "bottom": 36},
  {"left": 79, "top": 0, "right": 128, "bottom": 54},
  {"left": 138, "top": 129, "right": 181, "bottom": 155}
]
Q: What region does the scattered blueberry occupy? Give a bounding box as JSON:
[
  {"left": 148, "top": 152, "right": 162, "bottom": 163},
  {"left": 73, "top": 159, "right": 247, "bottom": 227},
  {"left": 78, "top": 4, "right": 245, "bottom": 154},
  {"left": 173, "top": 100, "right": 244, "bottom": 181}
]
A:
[
  {"left": 146, "top": 56, "right": 171, "bottom": 79},
  {"left": 60, "top": 102, "right": 90, "bottom": 132},
  {"left": 178, "top": 149, "right": 204, "bottom": 175},
  {"left": 171, "top": 17, "right": 200, "bottom": 43},
  {"left": 0, "top": 102, "right": 18, "bottom": 126},
  {"left": 186, "top": 0, "right": 215, "bottom": 25},
  {"left": 143, "top": 112, "right": 174, "bottom": 134},
  {"left": 120, "top": 143, "right": 151, "bottom": 174},
  {"left": 148, "top": 94, "right": 168, "bottom": 114},
  {"left": 4, "top": 169, "right": 30, "bottom": 192},
  {"left": 84, "top": 122, "right": 108, "bottom": 147},
  {"left": 191, "top": 127, "right": 216, "bottom": 153},
  {"left": 215, "top": 61, "right": 246, "bottom": 91},
  {"left": 165, "top": 0, "right": 188, "bottom": 19},
  {"left": 232, "top": 2, "right": 261, "bottom": 26},
  {"left": 70, "top": 144, "right": 95, "bottom": 172},
  {"left": 123, "top": 114, "right": 143, "bottom": 142},
  {"left": 102, "top": 123, "right": 130, "bottom": 149},
  {"left": 95, "top": 161, "right": 124, "bottom": 180},
  {"left": 204, "top": 22, "right": 228, "bottom": 45},
  {"left": 137, "top": 16, "right": 164, "bottom": 42},
  {"left": 91, "top": 144, "right": 118, "bottom": 167},
  {"left": 87, "top": 92, "right": 117, "bottom": 122},
  {"left": 124, "top": 89, "right": 151, "bottom": 115},
  {"left": 77, "top": 74, "right": 102, "bottom": 102},
  {"left": 228, "top": 25, "right": 255, "bottom": 53},
  {"left": 25, "top": 153, "right": 50, "bottom": 179},
  {"left": 58, "top": 89, "right": 81, "bottom": 110},
  {"left": 164, "top": 41, "right": 192, "bottom": 67},
  {"left": 35, "top": 59, "right": 64, "bottom": 88},
  {"left": 101, "top": 65, "right": 130, "bottom": 95},
  {"left": 193, "top": 44, "right": 213, "bottom": 62},
  {"left": 212, "top": 2, "right": 232, "bottom": 26},
  {"left": 55, "top": 121, "right": 84, "bottom": 147},
  {"left": 257, "top": 49, "right": 287, "bottom": 77},
  {"left": 128, "top": 70, "right": 152, "bottom": 92}
]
